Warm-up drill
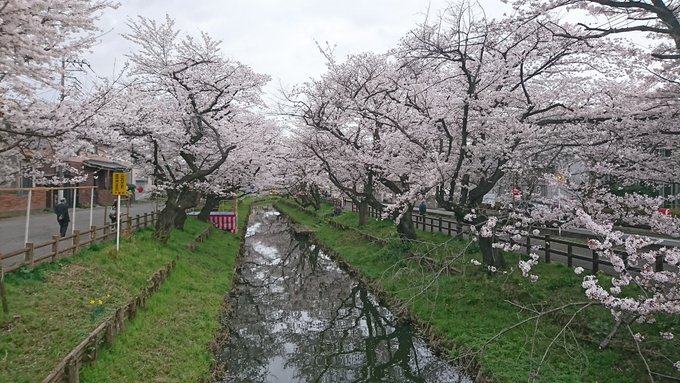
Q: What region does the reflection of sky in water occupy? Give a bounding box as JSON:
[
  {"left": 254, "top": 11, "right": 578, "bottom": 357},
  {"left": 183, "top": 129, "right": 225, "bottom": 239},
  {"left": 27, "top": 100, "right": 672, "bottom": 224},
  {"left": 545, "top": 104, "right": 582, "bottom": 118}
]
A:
[
  {"left": 246, "top": 222, "right": 262, "bottom": 238},
  {"left": 263, "top": 211, "right": 281, "bottom": 219},
  {"left": 253, "top": 241, "right": 279, "bottom": 260},
  {"left": 221, "top": 207, "right": 470, "bottom": 383}
]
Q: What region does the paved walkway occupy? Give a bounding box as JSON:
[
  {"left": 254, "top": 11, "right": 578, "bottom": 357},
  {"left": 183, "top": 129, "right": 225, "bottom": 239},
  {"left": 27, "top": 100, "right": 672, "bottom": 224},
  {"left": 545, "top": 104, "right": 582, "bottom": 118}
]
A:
[{"left": 0, "top": 201, "right": 160, "bottom": 264}]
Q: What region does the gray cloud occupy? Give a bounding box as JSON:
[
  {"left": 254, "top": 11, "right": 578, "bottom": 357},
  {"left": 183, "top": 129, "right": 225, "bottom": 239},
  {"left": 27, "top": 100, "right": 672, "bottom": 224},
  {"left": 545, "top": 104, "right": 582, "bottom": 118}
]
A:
[{"left": 85, "top": 0, "right": 508, "bottom": 97}]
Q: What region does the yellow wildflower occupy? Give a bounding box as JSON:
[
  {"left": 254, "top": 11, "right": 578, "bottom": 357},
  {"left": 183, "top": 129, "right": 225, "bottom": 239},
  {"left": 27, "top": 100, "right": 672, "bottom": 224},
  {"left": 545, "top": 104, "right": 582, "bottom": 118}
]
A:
[
  {"left": 97, "top": 299, "right": 103, "bottom": 305},
  {"left": 106, "top": 294, "right": 111, "bottom": 299},
  {"left": 89, "top": 300, "right": 95, "bottom": 305}
]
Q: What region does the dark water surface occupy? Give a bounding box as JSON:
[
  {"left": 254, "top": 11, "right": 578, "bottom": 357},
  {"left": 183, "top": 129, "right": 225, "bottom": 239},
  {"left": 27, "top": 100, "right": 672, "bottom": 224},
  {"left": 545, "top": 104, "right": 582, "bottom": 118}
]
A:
[{"left": 219, "top": 207, "right": 470, "bottom": 383}]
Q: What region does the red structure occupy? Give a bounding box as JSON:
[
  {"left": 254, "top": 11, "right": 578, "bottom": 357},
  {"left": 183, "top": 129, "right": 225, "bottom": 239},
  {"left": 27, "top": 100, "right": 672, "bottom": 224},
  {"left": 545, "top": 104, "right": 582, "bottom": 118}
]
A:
[
  {"left": 188, "top": 212, "right": 237, "bottom": 233},
  {"left": 658, "top": 208, "right": 672, "bottom": 216}
]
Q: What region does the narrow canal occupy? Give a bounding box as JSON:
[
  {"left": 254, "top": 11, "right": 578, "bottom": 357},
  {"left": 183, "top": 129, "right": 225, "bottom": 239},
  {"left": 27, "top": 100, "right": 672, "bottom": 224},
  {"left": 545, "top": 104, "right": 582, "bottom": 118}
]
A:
[{"left": 219, "top": 207, "right": 470, "bottom": 383}]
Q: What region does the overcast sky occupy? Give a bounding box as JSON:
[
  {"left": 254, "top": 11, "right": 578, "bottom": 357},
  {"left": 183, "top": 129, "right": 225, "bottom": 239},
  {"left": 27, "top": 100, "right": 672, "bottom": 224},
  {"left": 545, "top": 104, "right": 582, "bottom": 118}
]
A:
[{"left": 85, "top": 0, "right": 510, "bottom": 98}]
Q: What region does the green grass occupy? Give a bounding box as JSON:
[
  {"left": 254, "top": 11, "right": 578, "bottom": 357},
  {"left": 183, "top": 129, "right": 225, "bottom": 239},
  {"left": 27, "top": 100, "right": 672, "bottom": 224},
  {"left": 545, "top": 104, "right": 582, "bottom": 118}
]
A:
[
  {"left": 275, "top": 200, "right": 679, "bottom": 383},
  {"left": 79, "top": 198, "right": 252, "bottom": 382},
  {"left": 0, "top": 199, "right": 251, "bottom": 383}
]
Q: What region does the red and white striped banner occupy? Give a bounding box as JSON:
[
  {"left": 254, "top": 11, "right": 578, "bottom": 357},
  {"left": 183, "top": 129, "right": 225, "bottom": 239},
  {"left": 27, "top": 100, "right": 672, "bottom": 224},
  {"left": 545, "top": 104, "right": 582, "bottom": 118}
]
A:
[{"left": 187, "top": 212, "right": 238, "bottom": 233}]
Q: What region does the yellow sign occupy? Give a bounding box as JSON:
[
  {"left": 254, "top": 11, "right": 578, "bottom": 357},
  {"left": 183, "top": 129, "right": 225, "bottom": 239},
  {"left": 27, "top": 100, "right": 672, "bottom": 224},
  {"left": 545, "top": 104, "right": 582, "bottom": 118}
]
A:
[{"left": 112, "top": 173, "right": 128, "bottom": 196}]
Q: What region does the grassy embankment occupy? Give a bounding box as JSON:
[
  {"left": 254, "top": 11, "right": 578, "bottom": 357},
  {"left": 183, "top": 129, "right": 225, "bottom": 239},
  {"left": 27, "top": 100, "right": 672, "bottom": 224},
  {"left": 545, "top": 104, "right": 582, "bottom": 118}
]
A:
[
  {"left": 276, "top": 200, "right": 679, "bottom": 383},
  {"left": 0, "top": 198, "right": 251, "bottom": 383}
]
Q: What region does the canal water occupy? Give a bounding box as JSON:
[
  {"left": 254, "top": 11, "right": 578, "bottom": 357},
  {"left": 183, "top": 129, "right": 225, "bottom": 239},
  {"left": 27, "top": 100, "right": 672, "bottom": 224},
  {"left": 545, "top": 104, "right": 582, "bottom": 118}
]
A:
[{"left": 219, "top": 207, "right": 470, "bottom": 383}]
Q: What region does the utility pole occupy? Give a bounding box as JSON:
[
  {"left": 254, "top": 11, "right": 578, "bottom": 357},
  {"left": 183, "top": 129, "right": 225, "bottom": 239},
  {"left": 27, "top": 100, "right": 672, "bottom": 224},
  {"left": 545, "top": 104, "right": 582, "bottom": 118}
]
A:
[{"left": 57, "top": 58, "right": 66, "bottom": 203}]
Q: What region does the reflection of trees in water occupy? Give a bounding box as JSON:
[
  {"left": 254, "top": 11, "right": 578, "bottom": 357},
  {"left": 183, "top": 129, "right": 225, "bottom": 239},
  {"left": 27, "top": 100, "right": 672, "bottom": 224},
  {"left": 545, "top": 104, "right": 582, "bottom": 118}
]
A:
[
  {"left": 285, "top": 284, "right": 434, "bottom": 382},
  {"left": 221, "top": 208, "right": 464, "bottom": 383}
]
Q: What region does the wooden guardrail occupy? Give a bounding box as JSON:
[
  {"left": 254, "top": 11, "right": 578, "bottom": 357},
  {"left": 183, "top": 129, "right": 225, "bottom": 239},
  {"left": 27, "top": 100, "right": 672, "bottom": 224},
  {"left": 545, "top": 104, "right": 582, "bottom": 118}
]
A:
[
  {"left": 187, "top": 226, "right": 213, "bottom": 252},
  {"left": 42, "top": 260, "right": 176, "bottom": 383},
  {"left": 0, "top": 212, "right": 157, "bottom": 273},
  {"left": 339, "top": 200, "right": 670, "bottom": 274}
]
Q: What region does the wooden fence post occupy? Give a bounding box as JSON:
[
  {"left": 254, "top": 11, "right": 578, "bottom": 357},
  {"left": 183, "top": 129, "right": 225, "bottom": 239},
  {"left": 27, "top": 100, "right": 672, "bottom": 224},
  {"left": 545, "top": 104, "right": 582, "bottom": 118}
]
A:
[
  {"left": 26, "top": 242, "right": 35, "bottom": 265},
  {"left": 143, "top": 213, "right": 148, "bottom": 228},
  {"left": 135, "top": 214, "right": 140, "bottom": 230},
  {"left": 116, "top": 307, "right": 125, "bottom": 333},
  {"left": 67, "top": 358, "right": 79, "bottom": 383},
  {"left": 51, "top": 236, "right": 60, "bottom": 261},
  {"left": 544, "top": 234, "right": 551, "bottom": 263},
  {"left": 0, "top": 266, "right": 9, "bottom": 314},
  {"left": 655, "top": 255, "right": 664, "bottom": 272},
  {"left": 592, "top": 249, "right": 599, "bottom": 273},
  {"left": 126, "top": 216, "right": 131, "bottom": 232},
  {"left": 103, "top": 224, "right": 110, "bottom": 241},
  {"left": 129, "top": 298, "right": 137, "bottom": 320},
  {"left": 526, "top": 235, "right": 531, "bottom": 255},
  {"left": 567, "top": 244, "right": 573, "bottom": 268},
  {"left": 90, "top": 226, "right": 97, "bottom": 241},
  {"left": 73, "top": 231, "right": 80, "bottom": 253},
  {"left": 89, "top": 337, "right": 98, "bottom": 363},
  {"left": 106, "top": 321, "right": 115, "bottom": 346}
]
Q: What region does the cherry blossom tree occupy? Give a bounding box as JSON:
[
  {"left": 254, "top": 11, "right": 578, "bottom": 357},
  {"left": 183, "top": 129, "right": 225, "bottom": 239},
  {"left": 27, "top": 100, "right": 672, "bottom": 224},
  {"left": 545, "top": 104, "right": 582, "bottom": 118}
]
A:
[
  {"left": 0, "top": 0, "right": 118, "bottom": 182},
  {"left": 390, "top": 1, "right": 619, "bottom": 265},
  {"left": 99, "top": 16, "right": 269, "bottom": 242},
  {"left": 463, "top": 2, "right": 680, "bottom": 376},
  {"left": 195, "top": 116, "right": 280, "bottom": 220},
  {"left": 285, "top": 51, "right": 440, "bottom": 238},
  {"left": 286, "top": 2, "right": 679, "bottom": 373},
  {"left": 284, "top": 52, "right": 391, "bottom": 227},
  {"left": 510, "top": 0, "right": 680, "bottom": 60}
]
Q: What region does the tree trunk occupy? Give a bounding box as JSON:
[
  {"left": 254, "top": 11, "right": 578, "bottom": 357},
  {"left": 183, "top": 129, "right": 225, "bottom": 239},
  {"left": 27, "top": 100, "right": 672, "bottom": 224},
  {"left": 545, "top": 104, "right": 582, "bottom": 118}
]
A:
[
  {"left": 310, "top": 185, "right": 321, "bottom": 210},
  {"left": 198, "top": 194, "right": 220, "bottom": 222},
  {"left": 358, "top": 199, "right": 369, "bottom": 227},
  {"left": 474, "top": 210, "right": 504, "bottom": 269},
  {"left": 174, "top": 209, "right": 188, "bottom": 229},
  {"left": 173, "top": 191, "right": 200, "bottom": 230},
  {"left": 154, "top": 190, "right": 200, "bottom": 242},
  {"left": 479, "top": 234, "right": 504, "bottom": 269},
  {"left": 396, "top": 205, "right": 417, "bottom": 241},
  {"left": 155, "top": 203, "right": 177, "bottom": 244}
]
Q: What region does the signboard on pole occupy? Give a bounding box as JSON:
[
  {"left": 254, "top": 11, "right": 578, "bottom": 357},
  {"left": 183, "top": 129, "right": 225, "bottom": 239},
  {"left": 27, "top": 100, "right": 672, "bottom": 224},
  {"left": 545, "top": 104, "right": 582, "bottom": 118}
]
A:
[{"left": 112, "top": 173, "right": 128, "bottom": 196}]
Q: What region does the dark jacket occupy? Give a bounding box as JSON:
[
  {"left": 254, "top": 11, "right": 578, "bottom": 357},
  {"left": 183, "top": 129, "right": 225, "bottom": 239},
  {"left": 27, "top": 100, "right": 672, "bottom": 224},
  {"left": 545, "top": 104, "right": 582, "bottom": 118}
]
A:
[
  {"left": 418, "top": 202, "right": 427, "bottom": 215},
  {"left": 54, "top": 203, "right": 70, "bottom": 222}
]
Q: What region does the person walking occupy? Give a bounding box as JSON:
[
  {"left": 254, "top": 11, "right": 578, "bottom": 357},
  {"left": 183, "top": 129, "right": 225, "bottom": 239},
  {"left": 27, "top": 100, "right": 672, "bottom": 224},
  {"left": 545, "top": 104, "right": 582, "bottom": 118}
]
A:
[
  {"left": 54, "top": 198, "right": 70, "bottom": 237},
  {"left": 109, "top": 202, "right": 117, "bottom": 226},
  {"left": 418, "top": 200, "right": 427, "bottom": 215}
]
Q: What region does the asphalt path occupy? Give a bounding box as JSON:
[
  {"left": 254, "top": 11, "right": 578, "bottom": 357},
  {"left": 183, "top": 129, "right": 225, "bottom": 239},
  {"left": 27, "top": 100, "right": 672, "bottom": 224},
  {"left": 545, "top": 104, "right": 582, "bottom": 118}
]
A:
[{"left": 0, "top": 200, "right": 159, "bottom": 270}]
